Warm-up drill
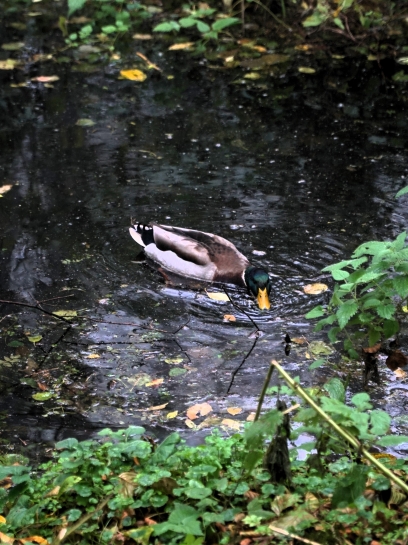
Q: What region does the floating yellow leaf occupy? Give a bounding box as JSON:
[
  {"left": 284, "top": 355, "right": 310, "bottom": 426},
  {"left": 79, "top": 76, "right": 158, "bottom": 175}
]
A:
[
  {"left": 244, "top": 72, "right": 261, "bottom": 80},
  {"left": 298, "top": 66, "right": 316, "bottom": 74},
  {"left": 132, "top": 34, "right": 152, "bottom": 40},
  {"left": 168, "top": 42, "right": 194, "bottom": 51},
  {"left": 53, "top": 310, "right": 77, "bottom": 318},
  {"left": 146, "top": 378, "right": 164, "bottom": 387},
  {"left": 303, "top": 283, "right": 328, "bottom": 295},
  {"left": 145, "top": 403, "right": 167, "bottom": 411},
  {"left": 0, "top": 59, "right": 18, "bottom": 70},
  {"left": 402, "top": 305, "right": 408, "bottom": 313},
  {"left": 246, "top": 412, "right": 256, "bottom": 422},
  {"left": 167, "top": 410, "right": 178, "bottom": 419},
  {"left": 221, "top": 418, "right": 241, "bottom": 431},
  {"left": 31, "top": 75, "right": 60, "bottom": 82},
  {"left": 223, "top": 314, "right": 236, "bottom": 322},
  {"left": 206, "top": 290, "right": 230, "bottom": 302},
  {"left": 0, "top": 531, "right": 15, "bottom": 544},
  {"left": 0, "top": 184, "right": 13, "bottom": 195},
  {"left": 186, "top": 402, "right": 212, "bottom": 420},
  {"left": 27, "top": 335, "right": 42, "bottom": 343},
  {"left": 86, "top": 353, "right": 100, "bottom": 359},
  {"left": 164, "top": 357, "right": 183, "bottom": 364},
  {"left": 394, "top": 368, "right": 407, "bottom": 379},
  {"left": 120, "top": 69, "right": 147, "bottom": 82},
  {"left": 197, "top": 416, "right": 222, "bottom": 429},
  {"left": 0, "top": 516, "right": 5, "bottom": 524},
  {"left": 76, "top": 118, "right": 95, "bottom": 127},
  {"left": 227, "top": 407, "right": 243, "bottom": 415},
  {"left": 185, "top": 418, "right": 197, "bottom": 429}
]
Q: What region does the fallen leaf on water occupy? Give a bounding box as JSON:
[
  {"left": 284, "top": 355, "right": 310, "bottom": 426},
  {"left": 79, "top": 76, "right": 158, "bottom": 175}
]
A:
[
  {"left": 27, "top": 335, "right": 42, "bottom": 343},
  {"left": 221, "top": 418, "right": 241, "bottom": 431},
  {"left": 31, "top": 75, "right": 60, "bottom": 83},
  {"left": 146, "top": 378, "right": 164, "bottom": 387},
  {"left": 0, "top": 184, "right": 13, "bottom": 195},
  {"left": 37, "top": 382, "right": 48, "bottom": 391},
  {"left": 298, "top": 66, "right": 316, "bottom": 74},
  {"left": 292, "top": 337, "right": 308, "bottom": 345},
  {"left": 167, "top": 410, "right": 178, "bottom": 419},
  {"left": 76, "top": 118, "right": 95, "bottom": 127},
  {"left": 295, "top": 44, "right": 313, "bottom": 51},
  {"left": 0, "top": 532, "right": 15, "bottom": 544},
  {"left": 394, "top": 368, "right": 407, "bottom": 378},
  {"left": 132, "top": 33, "right": 152, "bottom": 40},
  {"left": 206, "top": 290, "right": 230, "bottom": 302},
  {"left": 309, "top": 340, "right": 332, "bottom": 356},
  {"left": 244, "top": 72, "right": 261, "bottom": 80},
  {"left": 0, "top": 59, "right": 19, "bottom": 70},
  {"left": 240, "top": 53, "right": 289, "bottom": 69},
  {"left": 32, "top": 392, "right": 53, "bottom": 401},
  {"left": 168, "top": 42, "right": 194, "bottom": 51},
  {"left": 197, "top": 416, "right": 222, "bottom": 429},
  {"left": 227, "top": 407, "right": 243, "bottom": 415},
  {"left": 187, "top": 402, "right": 212, "bottom": 420},
  {"left": 120, "top": 69, "right": 147, "bottom": 82},
  {"left": 223, "top": 314, "right": 236, "bottom": 322},
  {"left": 164, "top": 357, "right": 183, "bottom": 364},
  {"left": 303, "top": 283, "right": 328, "bottom": 295},
  {"left": 145, "top": 403, "right": 168, "bottom": 411},
  {"left": 363, "top": 343, "right": 381, "bottom": 354},
  {"left": 1, "top": 42, "right": 25, "bottom": 50},
  {"left": 185, "top": 418, "right": 197, "bottom": 429},
  {"left": 53, "top": 310, "right": 78, "bottom": 318},
  {"left": 86, "top": 353, "right": 100, "bottom": 359},
  {"left": 246, "top": 412, "right": 256, "bottom": 422}
]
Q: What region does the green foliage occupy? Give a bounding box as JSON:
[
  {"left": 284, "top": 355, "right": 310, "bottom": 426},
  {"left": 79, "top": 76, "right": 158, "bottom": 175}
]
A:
[
  {"left": 306, "top": 231, "right": 408, "bottom": 357},
  {"left": 1, "top": 382, "right": 408, "bottom": 544},
  {"left": 302, "top": 0, "right": 388, "bottom": 31},
  {"left": 153, "top": 5, "right": 239, "bottom": 42}
]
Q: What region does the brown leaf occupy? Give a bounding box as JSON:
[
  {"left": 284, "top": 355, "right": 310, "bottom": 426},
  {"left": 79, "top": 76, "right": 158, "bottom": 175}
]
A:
[
  {"left": 303, "top": 283, "right": 328, "bottom": 295},
  {"left": 37, "top": 382, "right": 48, "bottom": 391},
  {"left": 223, "top": 314, "right": 236, "bottom": 322},
  {"left": 385, "top": 350, "right": 408, "bottom": 371},
  {"left": 227, "top": 407, "right": 242, "bottom": 415},
  {"left": 363, "top": 343, "right": 381, "bottom": 354},
  {"left": 221, "top": 418, "right": 241, "bottom": 431},
  {"left": 186, "top": 402, "right": 212, "bottom": 420},
  {"left": 145, "top": 378, "right": 164, "bottom": 387},
  {"left": 119, "top": 69, "right": 146, "bottom": 82}
]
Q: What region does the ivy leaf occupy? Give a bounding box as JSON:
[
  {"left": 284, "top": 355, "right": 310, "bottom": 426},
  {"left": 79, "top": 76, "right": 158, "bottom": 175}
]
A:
[
  {"left": 376, "top": 304, "right": 395, "bottom": 320},
  {"left": 336, "top": 301, "right": 358, "bottom": 329}
]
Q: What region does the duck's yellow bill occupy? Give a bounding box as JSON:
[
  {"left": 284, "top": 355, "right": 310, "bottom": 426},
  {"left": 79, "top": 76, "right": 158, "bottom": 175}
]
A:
[{"left": 257, "top": 288, "right": 270, "bottom": 310}]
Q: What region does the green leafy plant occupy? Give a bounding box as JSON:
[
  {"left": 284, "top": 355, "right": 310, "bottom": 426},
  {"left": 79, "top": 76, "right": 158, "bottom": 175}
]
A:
[
  {"left": 153, "top": 5, "right": 240, "bottom": 42},
  {"left": 306, "top": 231, "right": 408, "bottom": 357}
]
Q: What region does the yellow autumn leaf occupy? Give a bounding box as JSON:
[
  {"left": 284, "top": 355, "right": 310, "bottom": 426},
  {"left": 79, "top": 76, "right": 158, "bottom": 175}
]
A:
[
  {"left": 86, "top": 353, "right": 100, "bottom": 359},
  {"left": 120, "top": 69, "right": 147, "bottom": 82},
  {"left": 185, "top": 418, "right": 197, "bottom": 429},
  {"left": 168, "top": 42, "right": 194, "bottom": 51},
  {"left": 0, "top": 531, "right": 14, "bottom": 544},
  {"left": 146, "top": 378, "right": 164, "bottom": 387},
  {"left": 246, "top": 412, "right": 256, "bottom": 422},
  {"left": 298, "top": 66, "right": 316, "bottom": 74},
  {"left": 21, "top": 536, "right": 50, "bottom": 545},
  {"left": 206, "top": 290, "right": 230, "bottom": 302},
  {"left": 167, "top": 410, "right": 178, "bottom": 419},
  {"left": 0, "top": 59, "right": 19, "bottom": 70},
  {"left": 132, "top": 34, "right": 152, "bottom": 40},
  {"left": 244, "top": 72, "right": 261, "bottom": 80},
  {"left": 0, "top": 516, "right": 5, "bottom": 524},
  {"left": 303, "top": 283, "right": 328, "bottom": 295},
  {"left": 53, "top": 310, "right": 78, "bottom": 318},
  {"left": 227, "top": 407, "right": 243, "bottom": 415},
  {"left": 221, "top": 418, "right": 241, "bottom": 431},
  {"left": 291, "top": 337, "right": 308, "bottom": 345},
  {"left": 186, "top": 402, "right": 212, "bottom": 420},
  {"left": 0, "top": 184, "right": 12, "bottom": 195},
  {"left": 27, "top": 335, "right": 42, "bottom": 343}
]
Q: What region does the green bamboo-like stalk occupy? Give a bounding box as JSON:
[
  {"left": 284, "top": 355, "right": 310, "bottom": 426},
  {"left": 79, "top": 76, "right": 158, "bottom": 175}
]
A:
[{"left": 271, "top": 360, "right": 408, "bottom": 494}]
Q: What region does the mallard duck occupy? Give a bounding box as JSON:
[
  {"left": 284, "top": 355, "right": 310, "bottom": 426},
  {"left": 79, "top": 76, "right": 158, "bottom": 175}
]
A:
[{"left": 129, "top": 223, "right": 272, "bottom": 310}]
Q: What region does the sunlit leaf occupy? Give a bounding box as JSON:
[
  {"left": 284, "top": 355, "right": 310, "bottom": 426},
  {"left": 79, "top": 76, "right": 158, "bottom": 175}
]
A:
[
  {"left": 120, "top": 69, "right": 147, "bottom": 82},
  {"left": 227, "top": 407, "right": 242, "bottom": 415},
  {"left": 86, "top": 353, "right": 100, "bottom": 359},
  {"left": 167, "top": 411, "right": 178, "bottom": 419},
  {"left": 31, "top": 75, "right": 60, "bottom": 82},
  {"left": 32, "top": 392, "right": 54, "bottom": 401},
  {"left": 27, "top": 335, "right": 42, "bottom": 343},
  {"left": 164, "top": 357, "right": 183, "bottom": 364},
  {"left": 244, "top": 72, "right": 261, "bottom": 80},
  {"left": 187, "top": 402, "right": 212, "bottom": 420},
  {"left": 76, "top": 118, "right": 95, "bottom": 127},
  {"left": 223, "top": 314, "right": 236, "bottom": 322},
  {"left": 0, "top": 532, "right": 14, "bottom": 544},
  {"left": 206, "top": 291, "right": 230, "bottom": 301},
  {"left": 221, "top": 418, "right": 241, "bottom": 431},
  {"left": 53, "top": 310, "right": 78, "bottom": 318},
  {"left": 185, "top": 418, "right": 197, "bottom": 429},
  {"left": 146, "top": 378, "right": 164, "bottom": 387},
  {"left": 68, "top": 0, "right": 86, "bottom": 17},
  {"left": 298, "top": 66, "right": 316, "bottom": 74},
  {"left": 303, "top": 283, "right": 328, "bottom": 294},
  {"left": 0, "top": 184, "right": 13, "bottom": 195},
  {"left": 168, "top": 42, "right": 194, "bottom": 51}
]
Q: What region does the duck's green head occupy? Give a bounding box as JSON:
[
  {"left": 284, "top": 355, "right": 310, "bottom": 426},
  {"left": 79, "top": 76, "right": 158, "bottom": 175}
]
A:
[{"left": 244, "top": 266, "right": 272, "bottom": 310}]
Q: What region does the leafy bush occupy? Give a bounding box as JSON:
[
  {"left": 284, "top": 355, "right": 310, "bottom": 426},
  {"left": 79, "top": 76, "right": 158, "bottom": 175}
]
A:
[{"left": 306, "top": 231, "right": 408, "bottom": 357}]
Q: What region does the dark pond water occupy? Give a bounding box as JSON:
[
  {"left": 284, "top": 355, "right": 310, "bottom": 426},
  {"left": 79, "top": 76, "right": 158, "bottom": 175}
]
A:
[{"left": 1, "top": 34, "right": 408, "bottom": 460}]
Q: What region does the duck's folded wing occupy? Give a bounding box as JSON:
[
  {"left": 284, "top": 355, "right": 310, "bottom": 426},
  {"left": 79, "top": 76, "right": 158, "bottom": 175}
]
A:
[{"left": 152, "top": 225, "right": 211, "bottom": 266}]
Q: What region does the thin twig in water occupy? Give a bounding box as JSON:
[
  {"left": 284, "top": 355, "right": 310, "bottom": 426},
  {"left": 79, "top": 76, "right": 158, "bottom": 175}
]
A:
[
  {"left": 222, "top": 286, "right": 260, "bottom": 332},
  {"left": 227, "top": 334, "right": 259, "bottom": 394}
]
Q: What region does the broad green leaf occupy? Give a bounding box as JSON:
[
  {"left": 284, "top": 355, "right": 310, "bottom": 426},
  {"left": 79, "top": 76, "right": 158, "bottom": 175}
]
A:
[
  {"left": 376, "top": 304, "right": 395, "bottom": 320},
  {"left": 101, "top": 25, "right": 117, "bottom": 34},
  {"left": 368, "top": 328, "right": 381, "bottom": 347},
  {"left": 27, "top": 335, "right": 42, "bottom": 343},
  {"left": 392, "top": 276, "right": 408, "bottom": 298},
  {"left": 56, "top": 437, "right": 79, "bottom": 449},
  {"left": 153, "top": 21, "right": 180, "bottom": 32},
  {"left": 323, "top": 257, "right": 367, "bottom": 271},
  {"left": 327, "top": 326, "right": 340, "bottom": 342},
  {"left": 352, "top": 241, "right": 387, "bottom": 257},
  {"left": 196, "top": 20, "right": 210, "bottom": 33},
  {"left": 32, "top": 392, "right": 53, "bottom": 401},
  {"left": 336, "top": 301, "right": 358, "bottom": 329},
  {"left": 391, "top": 231, "right": 407, "bottom": 251},
  {"left": 331, "top": 269, "right": 349, "bottom": 281},
  {"left": 369, "top": 410, "right": 390, "bottom": 435},
  {"left": 383, "top": 319, "right": 399, "bottom": 338},
  {"left": 377, "top": 435, "right": 408, "bottom": 447},
  {"left": 179, "top": 17, "right": 197, "bottom": 28},
  {"left": 308, "top": 359, "right": 326, "bottom": 370},
  {"left": 211, "top": 17, "right": 240, "bottom": 31},
  {"left": 351, "top": 393, "right": 371, "bottom": 411},
  {"left": 324, "top": 378, "right": 345, "bottom": 401},
  {"left": 396, "top": 186, "right": 408, "bottom": 198},
  {"left": 68, "top": 0, "right": 86, "bottom": 16},
  {"left": 305, "top": 305, "right": 325, "bottom": 319},
  {"left": 302, "top": 12, "right": 327, "bottom": 27},
  {"left": 362, "top": 298, "right": 382, "bottom": 309}
]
